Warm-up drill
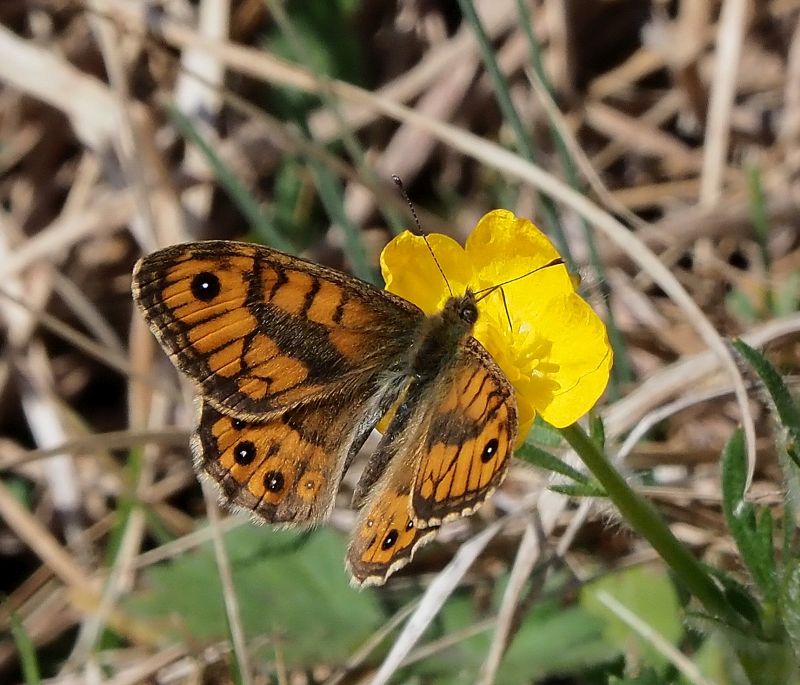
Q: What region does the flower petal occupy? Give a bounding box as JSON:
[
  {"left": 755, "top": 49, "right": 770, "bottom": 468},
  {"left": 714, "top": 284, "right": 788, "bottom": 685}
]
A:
[
  {"left": 380, "top": 231, "right": 473, "bottom": 315},
  {"left": 466, "top": 210, "right": 568, "bottom": 293},
  {"left": 379, "top": 211, "right": 613, "bottom": 443},
  {"left": 525, "top": 293, "right": 613, "bottom": 428}
]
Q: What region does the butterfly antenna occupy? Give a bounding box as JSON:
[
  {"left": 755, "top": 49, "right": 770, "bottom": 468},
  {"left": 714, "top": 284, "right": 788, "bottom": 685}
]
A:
[
  {"left": 474, "top": 257, "right": 565, "bottom": 302},
  {"left": 392, "top": 175, "right": 453, "bottom": 297},
  {"left": 499, "top": 286, "right": 513, "bottom": 333}
]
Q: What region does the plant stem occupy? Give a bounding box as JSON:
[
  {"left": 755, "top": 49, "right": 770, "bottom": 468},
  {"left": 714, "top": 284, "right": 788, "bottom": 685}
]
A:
[{"left": 560, "top": 423, "right": 746, "bottom": 630}]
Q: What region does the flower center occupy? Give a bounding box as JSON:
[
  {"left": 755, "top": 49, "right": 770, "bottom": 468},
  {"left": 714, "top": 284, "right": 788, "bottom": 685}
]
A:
[{"left": 512, "top": 325, "right": 551, "bottom": 378}]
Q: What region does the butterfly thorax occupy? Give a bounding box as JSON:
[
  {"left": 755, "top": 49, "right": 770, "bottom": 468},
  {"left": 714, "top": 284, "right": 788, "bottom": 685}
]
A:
[{"left": 409, "top": 290, "right": 478, "bottom": 380}]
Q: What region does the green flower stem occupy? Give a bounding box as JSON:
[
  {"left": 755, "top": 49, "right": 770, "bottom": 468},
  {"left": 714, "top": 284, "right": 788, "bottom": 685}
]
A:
[{"left": 560, "top": 423, "right": 746, "bottom": 630}]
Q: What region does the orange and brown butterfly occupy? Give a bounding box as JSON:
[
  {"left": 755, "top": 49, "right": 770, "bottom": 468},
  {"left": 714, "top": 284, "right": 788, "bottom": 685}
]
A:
[{"left": 131, "top": 209, "right": 613, "bottom": 586}]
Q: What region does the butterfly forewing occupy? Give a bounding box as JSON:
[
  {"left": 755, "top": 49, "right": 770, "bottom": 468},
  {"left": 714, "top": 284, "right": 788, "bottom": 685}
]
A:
[
  {"left": 410, "top": 337, "right": 517, "bottom": 527},
  {"left": 132, "top": 241, "right": 422, "bottom": 420}
]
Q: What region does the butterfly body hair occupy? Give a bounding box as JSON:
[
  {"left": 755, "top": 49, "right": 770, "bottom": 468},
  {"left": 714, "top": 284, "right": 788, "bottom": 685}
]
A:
[{"left": 408, "top": 291, "right": 478, "bottom": 378}]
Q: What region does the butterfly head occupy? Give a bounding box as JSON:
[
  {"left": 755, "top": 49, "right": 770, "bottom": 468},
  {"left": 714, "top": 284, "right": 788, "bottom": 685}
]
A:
[
  {"left": 415, "top": 290, "right": 480, "bottom": 367},
  {"left": 440, "top": 290, "right": 479, "bottom": 333},
  {"left": 454, "top": 290, "right": 479, "bottom": 323}
]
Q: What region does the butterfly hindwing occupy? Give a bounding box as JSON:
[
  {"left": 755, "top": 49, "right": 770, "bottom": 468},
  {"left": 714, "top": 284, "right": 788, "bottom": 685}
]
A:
[
  {"left": 192, "top": 380, "right": 400, "bottom": 525},
  {"left": 348, "top": 335, "right": 516, "bottom": 584},
  {"left": 347, "top": 451, "right": 440, "bottom": 586},
  {"left": 132, "top": 241, "right": 422, "bottom": 419}
]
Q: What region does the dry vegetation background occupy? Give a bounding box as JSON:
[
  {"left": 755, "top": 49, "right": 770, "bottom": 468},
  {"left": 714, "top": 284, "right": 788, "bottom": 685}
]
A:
[{"left": 1, "top": 1, "right": 799, "bottom": 684}]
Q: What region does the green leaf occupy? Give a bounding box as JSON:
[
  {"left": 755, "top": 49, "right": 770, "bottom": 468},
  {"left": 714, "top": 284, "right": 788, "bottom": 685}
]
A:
[
  {"left": 693, "top": 632, "right": 734, "bottom": 685},
  {"left": 409, "top": 595, "right": 613, "bottom": 684},
  {"left": 756, "top": 508, "right": 775, "bottom": 591},
  {"left": 609, "top": 669, "right": 666, "bottom": 685},
  {"left": 721, "top": 429, "right": 779, "bottom": 606},
  {"left": 713, "top": 571, "right": 763, "bottom": 629},
  {"left": 732, "top": 338, "right": 800, "bottom": 468},
  {"left": 784, "top": 499, "right": 796, "bottom": 562},
  {"left": 581, "top": 566, "right": 683, "bottom": 671},
  {"left": 127, "top": 526, "right": 382, "bottom": 667},
  {"left": 516, "top": 443, "right": 589, "bottom": 485},
  {"left": 497, "top": 602, "right": 614, "bottom": 683},
  {"left": 590, "top": 413, "right": 606, "bottom": 449},
  {"left": 525, "top": 416, "right": 564, "bottom": 447}
]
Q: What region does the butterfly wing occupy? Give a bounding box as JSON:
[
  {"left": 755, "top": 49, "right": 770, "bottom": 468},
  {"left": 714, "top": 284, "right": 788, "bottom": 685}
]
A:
[
  {"left": 410, "top": 337, "right": 517, "bottom": 527},
  {"left": 348, "top": 336, "right": 516, "bottom": 584},
  {"left": 193, "top": 381, "right": 400, "bottom": 525},
  {"left": 354, "top": 336, "right": 517, "bottom": 529},
  {"left": 347, "top": 450, "right": 440, "bottom": 586},
  {"left": 132, "top": 241, "right": 422, "bottom": 420}
]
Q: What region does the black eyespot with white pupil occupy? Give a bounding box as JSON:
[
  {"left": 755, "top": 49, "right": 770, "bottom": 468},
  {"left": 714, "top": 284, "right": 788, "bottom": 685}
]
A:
[
  {"left": 481, "top": 438, "right": 499, "bottom": 463},
  {"left": 382, "top": 529, "right": 399, "bottom": 550},
  {"left": 231, "top": 418, "right": 247, "bottom": 430},
  {"left": 191, "top": 272, "right": 221, "bottom": 301},
  {"left": 233, "top": 441, "right": 256, "bottom": 465},
  {"left": 264, "top": 471, "right": 284, "bottom": 493}
]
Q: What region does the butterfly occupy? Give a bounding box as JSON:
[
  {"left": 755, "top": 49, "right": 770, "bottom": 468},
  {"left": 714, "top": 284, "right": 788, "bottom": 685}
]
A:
[{"left": 132, "top": 240, "right": 520, "bottom": 585}]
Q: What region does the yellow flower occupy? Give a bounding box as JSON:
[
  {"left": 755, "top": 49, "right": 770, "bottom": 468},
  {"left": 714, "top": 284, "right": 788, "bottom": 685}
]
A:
[{"left": 381, "top": 209, "right": 613, "bottom": 443}]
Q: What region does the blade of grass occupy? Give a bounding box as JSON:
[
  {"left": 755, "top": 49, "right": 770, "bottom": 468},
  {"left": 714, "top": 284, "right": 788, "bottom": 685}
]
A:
[
  {"left": 9, "top": 610, "right": 41, "bottom": 685},
  {"left": 456, "top": 0, "right": 572, "bottom": 265},
  {"left": 549, "top": 482, "right": 607, "bottom": 498},
  {"left": 251, "top": 1, "right": 374, "bottom": 278},
  {"left": 168, "top": 104, "right": 295, "bottom": 253},
  {"left": 747, "top": 166, "right": 774, "bottom": 314},
  {"left": 104, "top": 445, "right": 144, "bottom": 565},
  {"left": 202, "top": 479, "right": 253, "bottom": 685},
  {"left": 264, "top": 0, "right": 407, "bottom": 236},
  {"left": 296, "top": 119, "right": 375, "bottom": 283},
  {"left": 515, "top": 3, "right": 633, "bottom": 392}
]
